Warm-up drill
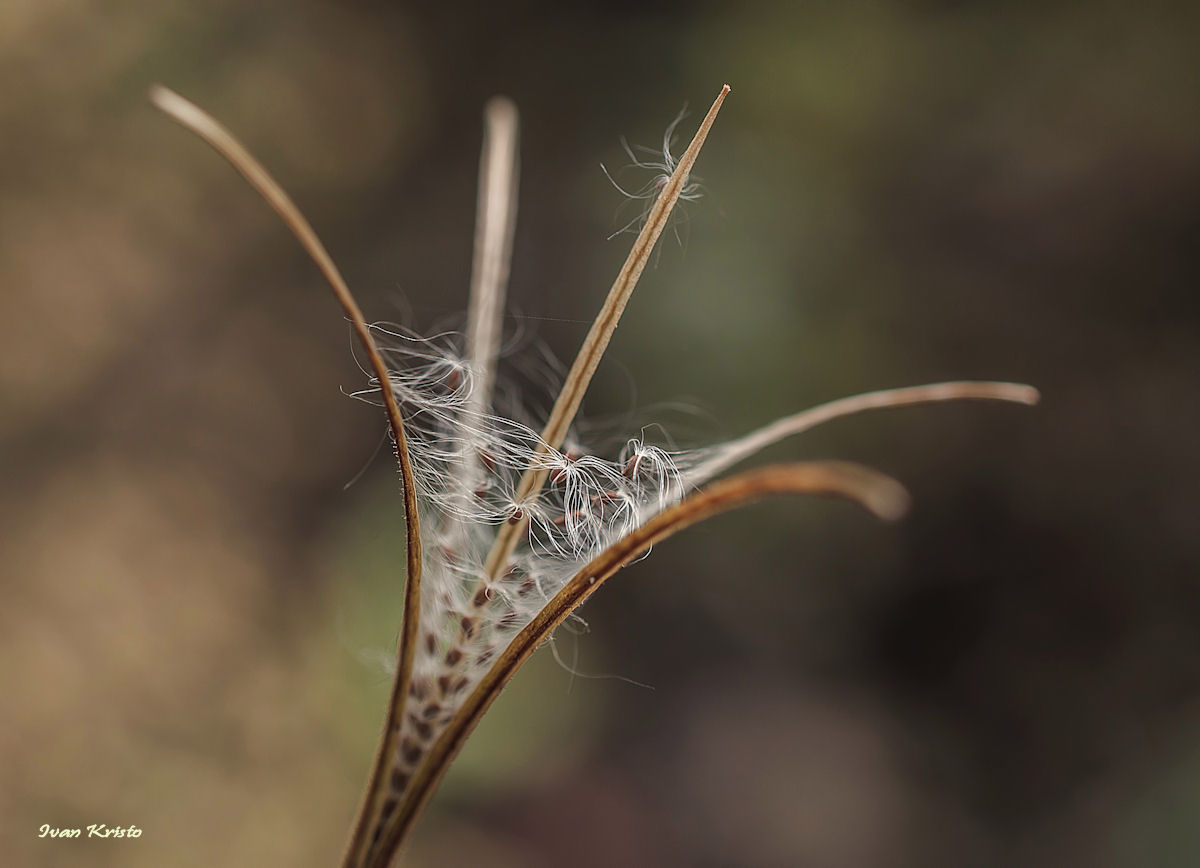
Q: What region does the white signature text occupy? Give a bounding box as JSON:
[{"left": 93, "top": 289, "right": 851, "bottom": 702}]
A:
[{"left": 38, "top": 824, "right": 142, "bottom": 839}]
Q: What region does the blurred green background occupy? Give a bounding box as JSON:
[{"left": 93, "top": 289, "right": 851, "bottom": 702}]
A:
[{"left": 2, "top": 1, "right": 1198, "bottom": 866}]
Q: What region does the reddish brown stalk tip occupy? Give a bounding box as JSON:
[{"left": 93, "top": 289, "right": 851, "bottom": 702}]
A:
[
  {"left": 1009, "top": 384, "right": 1041, "bottom": 405},
  {"left": 860, "top": 475, "right": 910, "bottom": 522}
]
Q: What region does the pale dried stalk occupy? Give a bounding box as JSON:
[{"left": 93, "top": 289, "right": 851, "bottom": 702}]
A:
[
  {"left": 464, "top": 96, "right": 520, "bottom": 414},
  {"left": 481, "top": 84, "right": 731, "bottom": 580},
  {"left": 371, "top": 461, "right": 909, "bottom": 862},
  {"left": 446, "top": 97, "right": 521, "bottom": 533},
  {"left": 439, "top": 96, "right": 518, "bottom": 564},
  {"left": 688, "top": 381, "right": 1041, "bottom": 484},
  {"left": 147, "top": 86, "right": 425, "bottom": 868}
]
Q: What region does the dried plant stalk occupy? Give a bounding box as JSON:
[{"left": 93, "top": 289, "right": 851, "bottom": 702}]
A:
[
  {"left": 481, "top": 85, "right": 731, "bottom": 581},
  {"left": 687, "top": 381, "right": 1040, "bottom": 484},
  {"left": 151, "top": 82, "right": 1038, "bottom": 868},
  {"left": 147, "top": 86, "right": 425, "bottom": 868},
  {"left": 464, "top": 96, "right": 520, "bottom": 414},
  {"left": 441, "top": 97, "right": 521, "bottom": 556}
]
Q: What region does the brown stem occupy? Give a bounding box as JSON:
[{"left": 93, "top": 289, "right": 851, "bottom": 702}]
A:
[
  {"left": 147, "top": 86, "right": 425, "bottom": 868},
  {"left": 481, "top": 84, "right": 731, "bottom": 582}
]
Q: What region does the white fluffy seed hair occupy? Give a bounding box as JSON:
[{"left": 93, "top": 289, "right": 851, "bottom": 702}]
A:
[
  {"left": 353, "top": 326, "right": 695, "bottom": 700},
  {"left": 601, "top": 105, "right": 706, "bottom": 242}
]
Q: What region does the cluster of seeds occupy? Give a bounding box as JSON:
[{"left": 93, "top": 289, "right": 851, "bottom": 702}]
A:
[{"left": 357, "top": 325, "right": 696, "bottom": 795}]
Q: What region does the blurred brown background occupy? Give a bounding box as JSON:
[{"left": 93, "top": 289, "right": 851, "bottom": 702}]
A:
[{"left": 2, "top": 2, "right": 1198, "bottom": 866}]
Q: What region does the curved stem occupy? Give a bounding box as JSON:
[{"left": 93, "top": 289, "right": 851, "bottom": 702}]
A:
[
  {"left": 147, "top": 87, "right": 425, "bottom": 868},
  {"left": 687, "top": 381, "right": 1040, "bottom": 486}
]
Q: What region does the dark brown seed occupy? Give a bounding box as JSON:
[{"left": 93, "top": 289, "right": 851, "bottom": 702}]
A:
[
  {"left": 444, "top": 647, "right": 464, "bottom": 666},
  {"left": 506, "top": 506, "right": 524, "bottom": 524},
  {"left": 423, "top": 702, "right": 441, "bottom": 720},
  {"left": 401, "top": 737, "right": 423, "bottom": 765},
  {"left": 472, "top": 586, "right": 491, "bottom": 608},
  {"left": 460, "top": 615, "right": 479, "bottom": 639},
  {"left": 410, "top": 679, "right": 430, "bottom": 701},
  {"left": 552, "top": 509, "right": 584, "bottom": 528},
  {"left": 593, "top": 489, "right": 621, "bottom": 505},
  {"left": 390, "top": 768, "right": 410, "bottom": 791},
  {"left": 425, "top": 633, "right": 437, "bottom": 654}
]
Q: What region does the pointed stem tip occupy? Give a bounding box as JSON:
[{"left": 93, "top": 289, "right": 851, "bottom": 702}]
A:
[{"left": 150, "top": 83, "right": 427, "bottom": 868}]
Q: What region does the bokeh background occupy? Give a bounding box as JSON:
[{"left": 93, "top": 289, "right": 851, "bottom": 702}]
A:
[{"left": 3, "top": 2, "right": 1198, "bottom": 866}]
